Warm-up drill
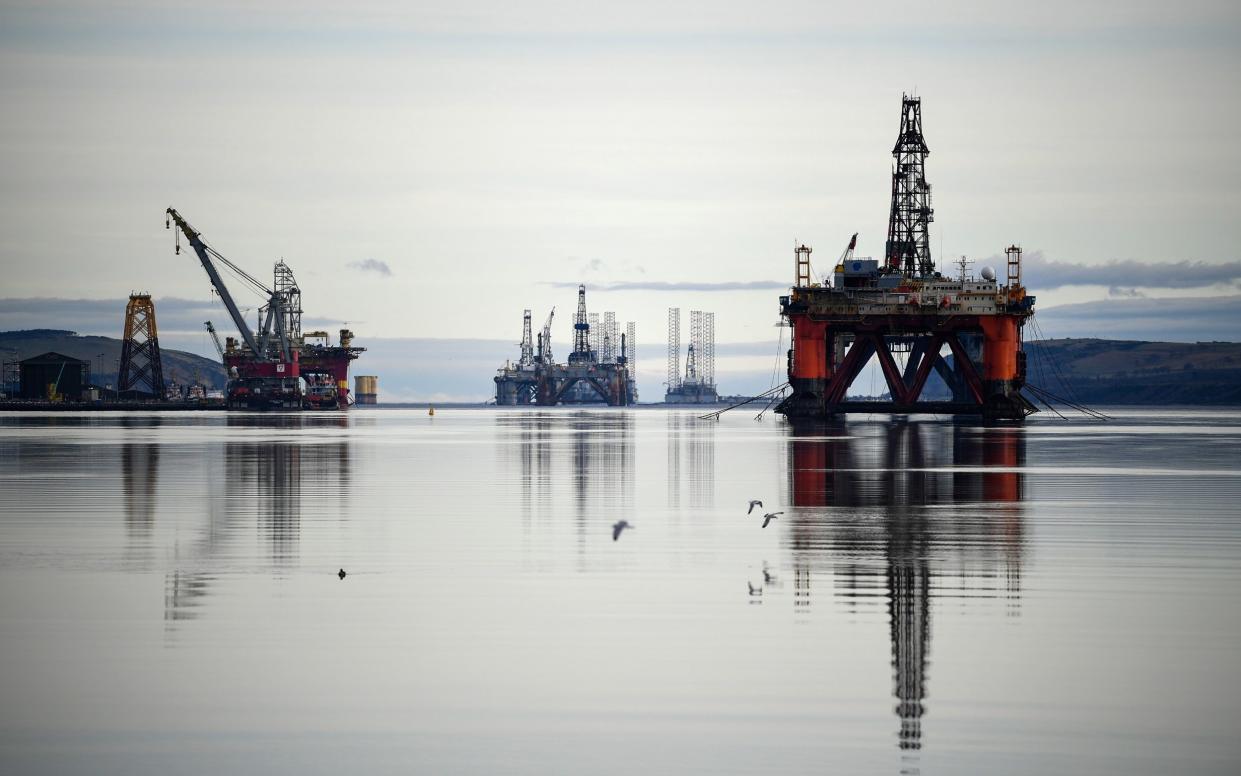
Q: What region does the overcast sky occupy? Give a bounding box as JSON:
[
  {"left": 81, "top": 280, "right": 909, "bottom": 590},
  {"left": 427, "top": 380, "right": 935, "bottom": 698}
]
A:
[{"left": 2, "top": 0, "right": 1239, "bottom": 391}]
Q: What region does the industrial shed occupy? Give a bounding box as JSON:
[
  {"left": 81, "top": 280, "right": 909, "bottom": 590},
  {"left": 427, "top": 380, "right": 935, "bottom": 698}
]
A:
[{"left": 18, "top": 352, "right": 90, "bottom": 401}]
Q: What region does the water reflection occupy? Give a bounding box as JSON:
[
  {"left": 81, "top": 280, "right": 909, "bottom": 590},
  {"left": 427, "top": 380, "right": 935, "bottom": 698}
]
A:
[
  {"left": 666, "top": 413, "right": 715, "bottom": 509},
  {"left": 156, "top": 413, "right": 353, "bottom": 623},
  {"left": 495, "top": 411, "right": 635, "bottom": 561},
  {"left": 121, "top": 440, "right": 159, "bottom": 537},
  {"left": 785, "top": 421, "right": 1025, "bottom": 753}
]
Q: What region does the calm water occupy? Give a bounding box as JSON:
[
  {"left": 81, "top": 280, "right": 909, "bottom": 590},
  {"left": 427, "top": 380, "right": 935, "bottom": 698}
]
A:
[{"left": 1, "top": 408, "right": 1239, "bottom": 775}]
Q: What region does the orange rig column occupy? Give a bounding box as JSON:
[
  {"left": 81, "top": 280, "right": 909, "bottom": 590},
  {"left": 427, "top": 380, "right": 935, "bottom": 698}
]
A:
[
  {"left": 784, "top": 313, "right": 831, "bottom": 415},
  {"left": 978, "top": 314, "right": 1029, "bottom": 420}
]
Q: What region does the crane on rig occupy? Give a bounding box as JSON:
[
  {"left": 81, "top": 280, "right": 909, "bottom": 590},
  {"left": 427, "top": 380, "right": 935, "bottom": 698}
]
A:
[
  {"left": 537, "top": 307, "right": 555, "bottom": 365},
  {"left": 167, "top": 208, "right": 303, "bottom": 409},
  {"left": 204, "top": 321, "right": 225, "bottom": 362}
]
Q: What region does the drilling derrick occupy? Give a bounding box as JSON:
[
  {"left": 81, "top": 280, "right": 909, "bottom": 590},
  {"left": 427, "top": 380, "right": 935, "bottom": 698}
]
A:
[
  {"left": 519, "top": 309, "right": 535, "bottom": 367},
  {"left": 776, "top": 97, "right": 1036, "bottom": 422},
  {"left": 570, "top": 284, "right": 593, "bottom": 364},
  {"left": 118, "top": 294, "right": 166, "bottom": 399},
  {"left": 886, "top": 95, "right": 935, "bottom": 277}
]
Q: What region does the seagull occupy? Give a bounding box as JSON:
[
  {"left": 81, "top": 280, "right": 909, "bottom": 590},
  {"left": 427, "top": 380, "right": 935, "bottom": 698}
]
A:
[
  {"left": 762, "top": 512, "right": 783, "bottom": 528},
  {"left": 337, "top": 568, "right": 347, "bottom": 580},
  {"left": 748, "top": 581, "right": 763, "bottom": 596},
  {"left": 747, "top": 499, "right": 763, "bottom": 514},
  {"left": 612, "top": 520, "right": 633, "bottom": 541}
]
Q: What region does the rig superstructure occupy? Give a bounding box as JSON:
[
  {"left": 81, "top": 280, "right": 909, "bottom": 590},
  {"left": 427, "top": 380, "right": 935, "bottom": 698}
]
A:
[
  {"left": 167, "top": 208, "right": 364, "bottom": 410},
  {"left": 494, "top": 285, "right": 636, "bottom": 406},
  {"left": 776, "top": 96, "right": 1036, "bottom": 421}
]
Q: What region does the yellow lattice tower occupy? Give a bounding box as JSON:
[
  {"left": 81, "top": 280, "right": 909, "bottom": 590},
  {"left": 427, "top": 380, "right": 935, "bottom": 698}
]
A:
[{"left": 118, "top": 294, "right": 165, "bottom": 398}]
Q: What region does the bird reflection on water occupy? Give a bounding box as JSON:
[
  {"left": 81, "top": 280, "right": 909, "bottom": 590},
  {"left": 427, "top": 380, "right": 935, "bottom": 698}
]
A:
[{"left": 785, "top": 420, "right": 1026, "bottom": 753}]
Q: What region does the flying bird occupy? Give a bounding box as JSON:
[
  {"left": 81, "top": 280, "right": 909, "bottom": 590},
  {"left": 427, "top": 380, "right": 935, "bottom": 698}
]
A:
[
  {"left": 338, "top": 568, "right": 347, "bottom": 580},
  {"left": 747, "top": 499, "right": 763, "bottom": 514},
  {"left": 748, "top": 581, "right": 763, "bottom": 596},
  {"left": 612, "top": 520, "right": 633, "bottom": 541},
  {"left": 762, "top": 512, "right": 783, "bottom": 528}
]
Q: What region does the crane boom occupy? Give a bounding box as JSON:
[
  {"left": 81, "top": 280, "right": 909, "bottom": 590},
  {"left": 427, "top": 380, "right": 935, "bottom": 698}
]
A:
[
  {"left": 204, "top": 321, "right": 225, "bottom": 361},
  {"left": 166, "top": 207, "right": 265, "bottom": 359},
  {"left": 540, "top": 307, "right": 555, "bottom": 364}
]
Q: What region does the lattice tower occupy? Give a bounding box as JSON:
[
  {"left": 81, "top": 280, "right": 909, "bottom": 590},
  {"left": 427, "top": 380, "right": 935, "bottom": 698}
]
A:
[
  {"left": 519, "top": 309, "right": 534, "bottom": 366},
  {"left": 625, "top": 321, "right": 636, "bottom": 367},
  {"left": 688, "top": 310, "right": 703, "bottom": 383},
  {"left": 602, "top": 311, "right": 617, "bottom": 363},
  {"left": 588, "top": 313, "right": 601, "bottom": 360},
  {"left": 885, "top": 95, "right": 935, "bottom": 276},
  {"left": 118, "top": 294, "right": 166, "bottom": 397},
  {"left": 572, "top": 285, "right": 590, "bottom": 358},
  {"left": 796, "top": 244, "right": 813, "bottom": 287},
  {"left": 703, "top": 311, "right": 715, "bottom": 389},
  {"left": 666, "top": 308, "right": 680, "bottom": 389},
  {"left": 273, "top": 260, "right": 303, "bottom": 343}
]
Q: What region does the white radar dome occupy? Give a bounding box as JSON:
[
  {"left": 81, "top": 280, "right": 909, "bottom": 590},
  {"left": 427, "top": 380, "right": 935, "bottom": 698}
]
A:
[{"left": 980, "top": 266, "right": 996, "bottom": 281}]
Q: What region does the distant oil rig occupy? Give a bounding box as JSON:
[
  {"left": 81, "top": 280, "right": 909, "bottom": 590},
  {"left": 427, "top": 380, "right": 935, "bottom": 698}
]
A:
[
  {"left": 494, "top": 285, "right": 636, "bottom": 406},
  {"left": 664, "top": 307, "right": 719, "bottom": 404},
  {"left": 777, "top": 96, "right": 1036, "bottom": 421}
]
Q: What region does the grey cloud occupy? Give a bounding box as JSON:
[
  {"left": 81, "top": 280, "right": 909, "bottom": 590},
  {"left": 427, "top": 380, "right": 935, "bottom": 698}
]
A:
[
  {"left": 348, "top": 259, "right": 393, "bottom": 276},
  {"left": 545, "top": 280, "right": 788, "bottom": 292},
  {"left": 1016, "top": 250, "right": 1241, "bottom": 291}
]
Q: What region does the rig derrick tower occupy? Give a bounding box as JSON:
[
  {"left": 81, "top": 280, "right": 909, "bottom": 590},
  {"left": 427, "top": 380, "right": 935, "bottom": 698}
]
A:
[
  {"left": 886, "top": 95, "right": 935, "bottom": 277},
  {"left": 118, "top": 294, "right": 166, "bottom": 399},
  {"left": 569, "top": 284, "right": 593, "bottom": 365},
  {"left": 519, "top": 309, "right": 535, "bottom": 367}
]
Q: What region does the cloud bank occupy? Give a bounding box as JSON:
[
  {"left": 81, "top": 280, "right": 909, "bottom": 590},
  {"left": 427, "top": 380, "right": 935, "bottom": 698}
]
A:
[{"left": 1019, "top": 251, "right": 1241, "bottom": 291}]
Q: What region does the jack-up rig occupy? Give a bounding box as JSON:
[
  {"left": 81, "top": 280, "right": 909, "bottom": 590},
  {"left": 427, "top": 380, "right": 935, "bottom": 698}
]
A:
[
  {"left": 494, "top": 285, "right": 637, "bottom": 406},
  {"left": 167, "top": 208, "right": 364, "bottom": 410},
  {"left": 664, "top": 307, "right": 719, "bottom": 403},
  {"left": 776, "top": 96, "right": 1036, "bottom": 421}
]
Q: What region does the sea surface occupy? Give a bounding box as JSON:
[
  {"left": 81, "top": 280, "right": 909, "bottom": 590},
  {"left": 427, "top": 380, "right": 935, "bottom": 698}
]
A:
[{"left": 1, "top": 407, "right": 1239, "bottom": 775}]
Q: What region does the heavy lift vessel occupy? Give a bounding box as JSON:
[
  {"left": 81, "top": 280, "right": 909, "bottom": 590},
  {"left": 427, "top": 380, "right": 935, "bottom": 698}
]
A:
[
  {"left": 167, "top": 208, "right": 364, "bottom": 410},
  {"left": 776, "top": 96, "right": 1036, "bottom": 422}
]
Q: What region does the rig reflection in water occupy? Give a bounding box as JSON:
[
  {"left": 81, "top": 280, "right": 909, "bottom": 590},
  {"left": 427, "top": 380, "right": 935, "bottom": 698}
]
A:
[{"left": 784, "top": 421, "right": 1026, "bottom": 752}]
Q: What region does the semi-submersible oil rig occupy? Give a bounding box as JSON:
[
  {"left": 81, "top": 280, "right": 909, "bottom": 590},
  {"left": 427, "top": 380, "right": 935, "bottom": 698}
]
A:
[
  {"left": 167, "top": 208, "right": 364, "bottom": 410},
  {"left": 776, "top": 96, "right": 1037, "bottom": 422},
  {"left": 494, "top": 285, "right": 636, "bottom": 406}
]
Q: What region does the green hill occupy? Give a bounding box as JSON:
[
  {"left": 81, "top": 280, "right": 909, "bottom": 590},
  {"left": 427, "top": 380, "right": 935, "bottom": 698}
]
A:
[{"left": 0, "top": 329, "right": 226, "bottom": 391}]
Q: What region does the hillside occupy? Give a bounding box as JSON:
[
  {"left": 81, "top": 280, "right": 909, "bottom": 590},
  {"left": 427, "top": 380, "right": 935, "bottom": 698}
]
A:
[
  {"left": 0, "top": 329, "right": 227, "bottom": 389},
  {"left": 1024, "top": 338, "right": 1241, "bottom": 405}
]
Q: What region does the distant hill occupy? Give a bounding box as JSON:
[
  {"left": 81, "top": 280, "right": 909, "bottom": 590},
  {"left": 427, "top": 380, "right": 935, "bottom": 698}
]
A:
[
  {"left": 1024, "top": 338, "right": 1241, "bottom": 405},
  {"left": 0, "top": 329, "right": 226, "bottom": 389},
  {"left": 857, "top": 337, "right": 1241, "bottom": 406}
]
